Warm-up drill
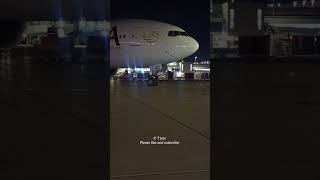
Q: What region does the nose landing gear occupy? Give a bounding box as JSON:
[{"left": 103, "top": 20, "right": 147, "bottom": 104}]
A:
[{"left": 147, "top": 74, "right": 159, "bottom": 86}]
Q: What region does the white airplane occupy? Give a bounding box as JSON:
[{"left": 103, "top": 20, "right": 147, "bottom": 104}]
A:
[
  {"left": 110, "top": 19, "right": 199, "bottom": 85},
  {"left": 0, "top": 19, "right": 199, "bottom": 86}
]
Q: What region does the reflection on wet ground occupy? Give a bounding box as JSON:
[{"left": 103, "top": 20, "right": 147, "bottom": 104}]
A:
[{"left": 0, "top": 53, "right": 108, "bottom": 179}]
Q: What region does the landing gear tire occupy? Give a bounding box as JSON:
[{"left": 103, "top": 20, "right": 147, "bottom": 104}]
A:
[{"left": 147, "top": 75, "right": 159, "bottom": 86}]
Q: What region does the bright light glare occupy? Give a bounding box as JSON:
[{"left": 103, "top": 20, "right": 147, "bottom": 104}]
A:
[{"left": 193, "top": 68, "right": 210, "bottom": 71}]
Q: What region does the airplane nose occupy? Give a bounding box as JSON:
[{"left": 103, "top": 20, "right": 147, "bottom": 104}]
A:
[
  {"left": 171, "top": 37, "right": 199, "bottom": 58},
  {"left": 192, "top": 38, "right": 199, "bottom": 53},
  {"left": 186, "top": 37, "right": 199, "bottom": 55}
]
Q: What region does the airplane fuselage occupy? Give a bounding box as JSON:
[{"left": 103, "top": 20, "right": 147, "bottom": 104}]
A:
[{"left": 110, "top": 19, "right": 199, "bottom": 68}]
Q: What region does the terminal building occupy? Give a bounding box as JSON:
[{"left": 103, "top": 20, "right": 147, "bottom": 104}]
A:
[{"left": 210, "top": 0, "right": 320, "bottom": 59}]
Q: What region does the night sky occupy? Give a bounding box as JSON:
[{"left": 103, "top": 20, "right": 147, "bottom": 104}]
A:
[{"left": 111, "top": 0, "right": 210, "bottom": 61}]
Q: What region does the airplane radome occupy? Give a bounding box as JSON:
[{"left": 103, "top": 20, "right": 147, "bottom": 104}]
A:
[{"left": 110, "top": 19, "right": 199, "bottom": 68}]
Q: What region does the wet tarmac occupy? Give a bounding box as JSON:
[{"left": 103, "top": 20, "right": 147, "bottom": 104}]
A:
[
  {"left": 7, "top": 52, "right": 320, "bottom": 179},
  {"left": 110, "top": 80, "right": 210, "bottom": 180},
  {"left": 0, "top": 54, "right": 108, "bottom": 179}
]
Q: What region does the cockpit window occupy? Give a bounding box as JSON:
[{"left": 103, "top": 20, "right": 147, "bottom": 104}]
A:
[
  {"left": 180, "top": 32, "right": 189, "bottom": 36},
  {"left": 168, "top": 31, "right": 189, "bottom": 37}
]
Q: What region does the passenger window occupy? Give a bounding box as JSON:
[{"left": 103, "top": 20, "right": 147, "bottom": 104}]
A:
[{"left": 123, "top": 35, "right": 126, "bottom": 38}]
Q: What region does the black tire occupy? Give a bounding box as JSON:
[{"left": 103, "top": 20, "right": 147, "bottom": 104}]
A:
[
  {"left": 147, "top": 78, "right": 155, "bottom": 86},
  {"left": 154, "top": 77, "right": 159, "bottom": 86}
]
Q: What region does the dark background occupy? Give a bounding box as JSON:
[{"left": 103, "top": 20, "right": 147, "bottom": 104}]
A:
[
  {"left": 212, "top": 0, "right": 320, "bottom": 179},
  {"left": 0, "top": 0, "right": 110, "bottom": 179}
]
